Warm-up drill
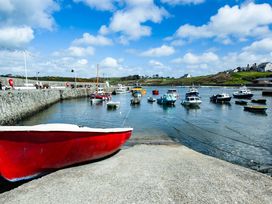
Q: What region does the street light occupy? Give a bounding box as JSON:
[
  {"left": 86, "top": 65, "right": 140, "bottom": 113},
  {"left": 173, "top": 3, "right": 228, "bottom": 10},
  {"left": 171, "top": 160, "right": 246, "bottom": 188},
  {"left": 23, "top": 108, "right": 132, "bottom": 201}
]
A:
[
  {"left": 71, "top": 69, "right": 77, "bottom": 88},
  {"left": 36, "top": 72, "right": 40, "bottom": 82}
]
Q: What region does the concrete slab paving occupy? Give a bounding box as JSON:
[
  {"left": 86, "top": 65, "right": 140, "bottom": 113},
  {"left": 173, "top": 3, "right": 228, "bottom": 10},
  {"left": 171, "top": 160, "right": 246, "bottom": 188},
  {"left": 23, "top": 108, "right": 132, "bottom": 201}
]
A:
[{"left": 0, "top": 144, "right": 272, "bottom": 204}]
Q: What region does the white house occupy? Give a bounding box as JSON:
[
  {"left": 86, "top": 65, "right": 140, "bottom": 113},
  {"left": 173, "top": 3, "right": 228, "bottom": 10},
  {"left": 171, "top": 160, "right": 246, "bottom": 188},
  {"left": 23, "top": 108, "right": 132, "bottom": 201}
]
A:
[{"left": 257, "top": 62, "right": 272, "bottom": 72}]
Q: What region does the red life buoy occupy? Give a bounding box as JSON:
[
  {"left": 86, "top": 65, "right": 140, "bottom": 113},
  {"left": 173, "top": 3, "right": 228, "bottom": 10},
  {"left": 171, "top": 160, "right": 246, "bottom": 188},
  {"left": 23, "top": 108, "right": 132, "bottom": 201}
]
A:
[{"left": 8, "top": 79, "right": 14, "bottom": 87}]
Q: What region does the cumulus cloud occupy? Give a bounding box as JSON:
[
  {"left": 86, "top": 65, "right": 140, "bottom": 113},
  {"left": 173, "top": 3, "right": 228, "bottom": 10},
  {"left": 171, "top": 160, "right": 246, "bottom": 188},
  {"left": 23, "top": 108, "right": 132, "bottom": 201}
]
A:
[
  {"left": 0, "top": 0, "right": 59, "bottom": 49},
  {"left": 73, "top": 0, "right": 115, "bottom": 11},
  {"left": 0, "top": 26, "right": 34, "bottom": 49},
  {"left": 243, "top": 38, "right": 272, "bottom": 53},
  {"left": 100, "top": 57, "right": 121, "bottom": 68},
  {"left": 149, "top": 59, "right": 165, "bottom": 68},
  {"left": 174, "top": 3, "right": 272, "bottom": 43},
  {"left": 0, "top": 0, "right": 59, "bottom": 30},
  {"left": 53, "top": 46, "right": 94, "bottom": 58},
  {"left": 103, "top": 0, "right": 168, "bottom": 42},
  {"left": 161, "top": 0, "right": 205, "bottom": 5},
  {"left": 172, "top": 52, "right": 219, "bottom": 64},
  {"left": 141, "top": 45, "right": 175, "bottom": 57},
  {"left": 72, "top": 33, "right": 113, "bottom": 46}
]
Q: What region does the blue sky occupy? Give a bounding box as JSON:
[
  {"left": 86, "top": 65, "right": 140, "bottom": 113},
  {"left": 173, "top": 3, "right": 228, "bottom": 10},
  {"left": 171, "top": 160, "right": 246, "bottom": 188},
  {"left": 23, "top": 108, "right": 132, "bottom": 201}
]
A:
[{"left": 0, "top": 0, "right": 272, "bottom": 78}]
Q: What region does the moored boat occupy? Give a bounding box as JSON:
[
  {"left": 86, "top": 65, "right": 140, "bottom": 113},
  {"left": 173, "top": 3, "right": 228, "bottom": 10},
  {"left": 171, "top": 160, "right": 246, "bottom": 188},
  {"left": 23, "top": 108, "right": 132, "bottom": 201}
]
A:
[
  {"left": 107, "top": 101, "right": 120, "bottom": 109},
  {"left": 167, "top": 89, "right": 179, "bottom": 98},
  {"left": 235, "top": 100, "right": 248, "bottom": 105},
  {"left": 244, "top": 105, "right": 267, "bottom": 113},
  {"left": 0, "top": 124, "right": 132, "bottom": 181},
  {"left": 152, "top": 90, "right": 159, "bottom": 95},
  {"left": 131, "top": 85, "right": 146, "bottom": 96},
  {"left": 157, "top": 93, "right": 176, "bottom": 105},
  {"left": 210, "top": 93, "right": 231, "bottom": 103},
  {"left": 147, "top": 96, "right": 156, "bottom": 103},
  {"left": 181, "top": 96, "right": 202, "bottom": 107},
  {"left": 185, "top": 86, "right": 200, "bottom": 97},
  {"left": 131, "top": 92, "right": 141, "bottom": 104},
  {"left": 233, "top": 86, "right": 253, "bottom": 99},
  {"left": 251, "top": 99, "right": 266, "bottom": 104},
  {"left": 115, "top": 84, "right": 128, "bottom": 94}
]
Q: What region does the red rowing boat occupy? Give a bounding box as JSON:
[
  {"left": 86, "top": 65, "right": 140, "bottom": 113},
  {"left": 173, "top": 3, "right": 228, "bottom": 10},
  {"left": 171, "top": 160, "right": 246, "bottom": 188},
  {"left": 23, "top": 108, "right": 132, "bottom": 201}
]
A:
[{"left": 0, "top": 124, "right": 132, "bottom": 182}]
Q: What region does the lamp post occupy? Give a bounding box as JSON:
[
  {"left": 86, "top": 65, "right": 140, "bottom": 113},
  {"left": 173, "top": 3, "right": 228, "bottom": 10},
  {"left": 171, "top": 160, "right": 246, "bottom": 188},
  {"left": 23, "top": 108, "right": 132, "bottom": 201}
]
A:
[
  {"left": 36, "top": 72, "right": 40, "bottom": 82},
  {"left": 71, "top": 69, "right": 77, "bottom": 88}
]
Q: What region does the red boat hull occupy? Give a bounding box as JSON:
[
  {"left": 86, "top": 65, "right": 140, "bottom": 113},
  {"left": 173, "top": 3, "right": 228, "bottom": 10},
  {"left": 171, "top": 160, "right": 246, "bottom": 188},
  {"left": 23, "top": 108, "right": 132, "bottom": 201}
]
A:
[
  {"left": 0, "top": 129, "right": 132, "bottom": 181},
  {"left": 152, "top": 90, "right": 159, "bottom": 95}
]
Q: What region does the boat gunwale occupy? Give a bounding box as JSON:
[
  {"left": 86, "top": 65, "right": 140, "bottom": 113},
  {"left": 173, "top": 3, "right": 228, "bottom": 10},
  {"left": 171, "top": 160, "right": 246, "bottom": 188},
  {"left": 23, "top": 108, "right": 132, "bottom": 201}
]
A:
[{"left": 0, "top": 124, "right": 133, "bottom": 133}]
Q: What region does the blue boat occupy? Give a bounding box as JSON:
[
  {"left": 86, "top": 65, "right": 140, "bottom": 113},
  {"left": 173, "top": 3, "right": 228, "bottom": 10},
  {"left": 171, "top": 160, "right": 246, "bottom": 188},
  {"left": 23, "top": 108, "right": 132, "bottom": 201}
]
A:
[{"left": 157, "top": 94, "right": 176, "bottom": 105}]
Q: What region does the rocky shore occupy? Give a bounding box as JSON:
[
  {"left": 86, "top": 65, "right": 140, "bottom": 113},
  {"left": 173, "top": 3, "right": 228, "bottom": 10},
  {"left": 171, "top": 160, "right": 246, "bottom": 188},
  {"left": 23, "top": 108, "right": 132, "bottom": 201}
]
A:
[{"left": 0, "top": 144, "right": 271, "bottom": 204}]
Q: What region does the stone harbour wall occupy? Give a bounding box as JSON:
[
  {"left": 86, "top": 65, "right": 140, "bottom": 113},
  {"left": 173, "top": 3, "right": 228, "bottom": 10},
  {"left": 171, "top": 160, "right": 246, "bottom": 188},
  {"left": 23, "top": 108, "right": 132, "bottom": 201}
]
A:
[{"left": 0, "top": 88, "right": 92, "bottom": 125}]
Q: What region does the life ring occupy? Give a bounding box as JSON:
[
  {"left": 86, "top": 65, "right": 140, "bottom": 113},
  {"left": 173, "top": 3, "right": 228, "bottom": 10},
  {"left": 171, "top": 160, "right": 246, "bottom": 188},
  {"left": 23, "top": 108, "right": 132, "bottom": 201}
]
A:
[{"left": 8, "top": 79, "right": 14, "bottom": 87}]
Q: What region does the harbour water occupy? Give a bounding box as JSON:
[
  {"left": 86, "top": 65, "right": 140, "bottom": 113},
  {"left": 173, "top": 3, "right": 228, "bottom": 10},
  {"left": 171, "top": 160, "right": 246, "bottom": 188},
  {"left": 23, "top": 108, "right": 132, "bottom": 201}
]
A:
[{"left": 19, "top": 87, "right": 272, "bottom": 174}]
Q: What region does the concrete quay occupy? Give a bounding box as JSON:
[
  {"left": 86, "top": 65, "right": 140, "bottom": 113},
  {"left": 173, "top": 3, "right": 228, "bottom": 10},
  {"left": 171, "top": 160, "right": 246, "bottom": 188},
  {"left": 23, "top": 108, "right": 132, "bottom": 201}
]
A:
[{"left": 0, "top": 144, "right": 271, "bottom": 204}]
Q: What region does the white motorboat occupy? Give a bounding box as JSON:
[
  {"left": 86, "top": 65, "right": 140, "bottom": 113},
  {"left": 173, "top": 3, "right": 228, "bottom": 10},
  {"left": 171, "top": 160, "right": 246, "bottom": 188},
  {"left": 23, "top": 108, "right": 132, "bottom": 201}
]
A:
[
  {"left": 210, "top": 93, "right": 232, "bottom": 103},
  {"left": 167, "top": 89, "right": 179, "bottom": 98},
  {"left": 107, "top": 101, "right": 120, "bottom": 109},
  {"left": 115, "top": 84, "right": 128, "bottom": 94},
  {"left": 185, "top": 86, "right": 200, "bottom": 97},
  {"left": 147, "top": 96, "right": 156, "bottom": 103},
  {"left": 181, "top": 96, "right": 202, "bottom": 107},
  {"left": 233, "top": 86, "right": 253, "bottom": 99}
]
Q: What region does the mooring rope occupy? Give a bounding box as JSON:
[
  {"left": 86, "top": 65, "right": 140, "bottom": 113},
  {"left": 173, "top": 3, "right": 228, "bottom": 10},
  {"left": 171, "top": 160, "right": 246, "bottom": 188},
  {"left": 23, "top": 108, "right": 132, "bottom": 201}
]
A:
[{"left": 122, "top": 107, "right": 132, "bottom": 127}]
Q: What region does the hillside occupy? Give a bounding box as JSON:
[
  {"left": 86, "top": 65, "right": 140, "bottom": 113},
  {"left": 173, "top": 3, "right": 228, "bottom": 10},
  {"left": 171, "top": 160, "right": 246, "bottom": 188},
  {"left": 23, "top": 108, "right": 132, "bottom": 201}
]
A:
[
  {"left": 110, "top": 72, "right": 272, "bottom": 86},
  {"left": 5, "top": 71, "right": 271, "bottom": 86}
]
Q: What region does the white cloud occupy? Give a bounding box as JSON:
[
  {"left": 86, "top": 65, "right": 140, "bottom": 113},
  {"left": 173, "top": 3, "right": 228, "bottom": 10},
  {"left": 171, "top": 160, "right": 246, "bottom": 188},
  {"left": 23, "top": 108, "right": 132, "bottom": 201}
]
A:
[
  {"left": 0, "top": 26, "right": 34, "bottom": 49},
  {"left": 141, "top": 45, "right": 175, "bottom": 57},
  {"left": 0, "top": 0, "right": 59, "bottom": 30},
  {"left": 0, "top": 0, "right": 59, "bottom": 49},
  {"left": 105, "top": 0, "right": 168, "bottom": 42},
  {"left": 149, "top": 59, "right": 165, "bottom": 68},
  {"left": 77, "top": 59, "right": 88, "bottom": 65},
  {"left": 100, "top": 57, "right": 121, "bottom": 68},
  {"left": 243, "top": 38, "right": 272, "bottom": 53},
  {"left": 175, "top": 3, "right": 272, "bottom": 43},
  {"left": 172, "top": 52, "right": 219, "bottom": 64},
  {"left": 53, "top": 46, "right": 94, "bottom": 58},
  {"left": 73, "top": 0, "right": 115, "bottom": 11},
  {"left": 161, "top": 0, "right": 205, "bottom": 5},
  {"left": 72, "top": 33, "right": 113, "bottom": 46}
]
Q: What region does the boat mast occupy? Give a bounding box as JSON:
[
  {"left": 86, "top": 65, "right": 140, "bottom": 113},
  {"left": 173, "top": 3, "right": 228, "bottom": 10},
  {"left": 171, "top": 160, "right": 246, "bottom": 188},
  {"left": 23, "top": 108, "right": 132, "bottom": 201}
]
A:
[{"left": 96, "top": 64, "right": 99, "bottom": 91}]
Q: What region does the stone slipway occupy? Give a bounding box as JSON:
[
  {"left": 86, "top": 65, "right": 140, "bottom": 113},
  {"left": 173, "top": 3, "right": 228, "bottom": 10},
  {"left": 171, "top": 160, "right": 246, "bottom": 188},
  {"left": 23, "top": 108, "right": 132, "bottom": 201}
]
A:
[{"left": 0, "top": 144, "right": 271, "bottom": 204}]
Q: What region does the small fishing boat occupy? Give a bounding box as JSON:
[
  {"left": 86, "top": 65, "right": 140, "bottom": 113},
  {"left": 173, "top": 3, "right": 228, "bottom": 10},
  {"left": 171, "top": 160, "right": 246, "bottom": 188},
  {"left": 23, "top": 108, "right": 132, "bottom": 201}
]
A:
[
  {"left": 181, "top": 96, "right": 202, "bottom": 107},
  {"left": 244, "top": 106, "right": 267, "bottom": 113},
  {"left": 233, "top": 86, "right": 253, "bottom": 99},
  {"left": 107, "top": 101, "right": 120, "bottom": 109},
  {"left": 0, "top": 124, "right": 132, "bottom": 181},
  {"left": 210, "top": 93, "right": 231, "bottom": 103},
  {"left": 131, "top": 92, "right": 141, "bottom": 104},
  {"left": 185, "top": 86, "right": 200, "bottom": 97},
  {"left": 152, "top": 90, "right": 159, "bottom": 95},
  {"left": 131, "top": 84, "right": 146, "bottom": 96},
  {"left": 251, "top": 99, "right": 266, "bottom": 104},
  {"left": 157, "top": 94, "right": 176, "bottom": 105},
  {"left": 90, "top": 94, "right": 103, "bottom": 104},
  {"left": 235, "top": 100, "right": 248, "bottom": 105},
  {"left": 262, "top": 90, "right": 272, "bottom": 96},
  {"left": 167, "top": 89, "right": 179, "bottom": 98},
  {"left": 147, "top": 96, "right": 156, "bottom": 103},
  {"left": 115, "top": 84, "right": 128, "bottom": 94}
]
